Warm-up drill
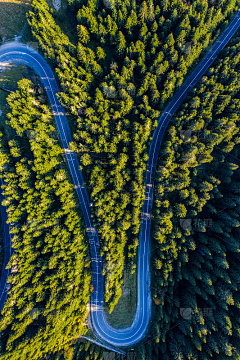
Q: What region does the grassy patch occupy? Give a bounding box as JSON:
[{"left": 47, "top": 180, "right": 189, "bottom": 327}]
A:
[
  {"left": 0, "top": 0, "right": 31, "bottom": 41},
  {"left": 0, "top": 0, "right": 78, "bottom": 45},
  {"left": 105, "top": 267, "right": 137, "bottom": 329}
]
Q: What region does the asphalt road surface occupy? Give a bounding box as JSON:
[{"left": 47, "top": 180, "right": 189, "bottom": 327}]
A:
[{"left": 0, "top": 9, "right": 240, "bottom": 347}]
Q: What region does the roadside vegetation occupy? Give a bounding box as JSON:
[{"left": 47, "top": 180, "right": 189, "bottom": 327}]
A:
[
  {"left": 1, "top": 0, "right": 240, "bottom": 359},
  {"left": 104, "top": 265, "right": 137, "bottom": 329},
  {"left": 136, "top": 25, "right": 240, "bottom": 360},
  {"left": 0, "top": 0, "right": 34, "bottom": 272},
  {"left": 0, "top": 65, "right": 29, "bottom": 117},
  {"left": 77, "top": 32, "right": 240, "bottom": 359},
  {"left": 0, "top": 64, "right": 29, "bottom": 271},
  {"left": 27, "top": 0, "right": 239, "bottom": 314},
  {"left": 0, "top": 78, "right": 91, "bottom": 360}
]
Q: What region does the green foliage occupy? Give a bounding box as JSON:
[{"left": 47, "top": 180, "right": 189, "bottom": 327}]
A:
[
  {"left": 59, "top": 3, "right": 240, "bottom": 359},
  {"left": 24, "top": 1, "right": 240, "bottom": 359},
  {"left": 27, "top": 0, "right": 240, "bottom": 314},
  {"left": 148, "top": 32, "right": 240, "bottom": 360},
  {"left": 0, "top": 79, "right": 91, "bottom": 360}
]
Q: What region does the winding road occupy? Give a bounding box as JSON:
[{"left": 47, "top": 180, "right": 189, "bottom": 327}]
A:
[{"left": 0, "top": 8, "right": 240, "bottom": 348}]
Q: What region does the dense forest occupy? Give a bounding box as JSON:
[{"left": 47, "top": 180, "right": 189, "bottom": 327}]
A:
[
  {"left": 27, "top": 0, "right": 239, "bottom": 312},
  {"left": 145, "top": 31, "right": 240, "bottom": 360},
  {"left": 72, "top": 25, "right": 240, "bottom": 360},
  {"left": 74, "top": 29, "right": 240, "bottom": 360},
  {"left": 0, "top": 79, "right": 91, "bottom": 360},
  {"left": 0, "top": 0, "right": 240, "bottom": 359}
]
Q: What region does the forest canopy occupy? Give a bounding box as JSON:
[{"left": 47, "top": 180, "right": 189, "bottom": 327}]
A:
[
  {"left": 0, "top": 79, "right": 91, "bottom": 360},
  {"left": 27, "top": 0, "right": 240, "bottom": 312},
  {"left": 1, "top": 0, "right": 240, "bottom": 359}
]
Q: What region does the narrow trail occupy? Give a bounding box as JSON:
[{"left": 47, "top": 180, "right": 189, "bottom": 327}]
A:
[{"left": 0, "top": 9, "right": 240, "bottom": 348}]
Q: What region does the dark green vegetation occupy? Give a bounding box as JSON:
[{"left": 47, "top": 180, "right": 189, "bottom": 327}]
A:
[
  {"left": 75, "top": 30, "right": 240, "bottom": 360},
  {"left": 1, "top": 0, "right": 240, "bottom": 359},
  {"left": 143, "top": 28, "right": 240, "bottom": 360},
  {"left": 70, "top": 31, "right": 240, "bottom": 360},
  {"left": 0, "top": 79, "right": 91, "bottom": 360},
  {"left": 28, "top": 0, "right": 239, "bottom": 314}
]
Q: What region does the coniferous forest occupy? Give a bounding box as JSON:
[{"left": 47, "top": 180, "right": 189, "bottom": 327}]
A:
[
  {"left": 1, "top": 0, "right": 240, "bottom": 359},
  {"left": 0, "top": 79, "right": 91, "bottom": 359},
  {"left": 27, "top": 0, "right": 240, "bottom": 312}
]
